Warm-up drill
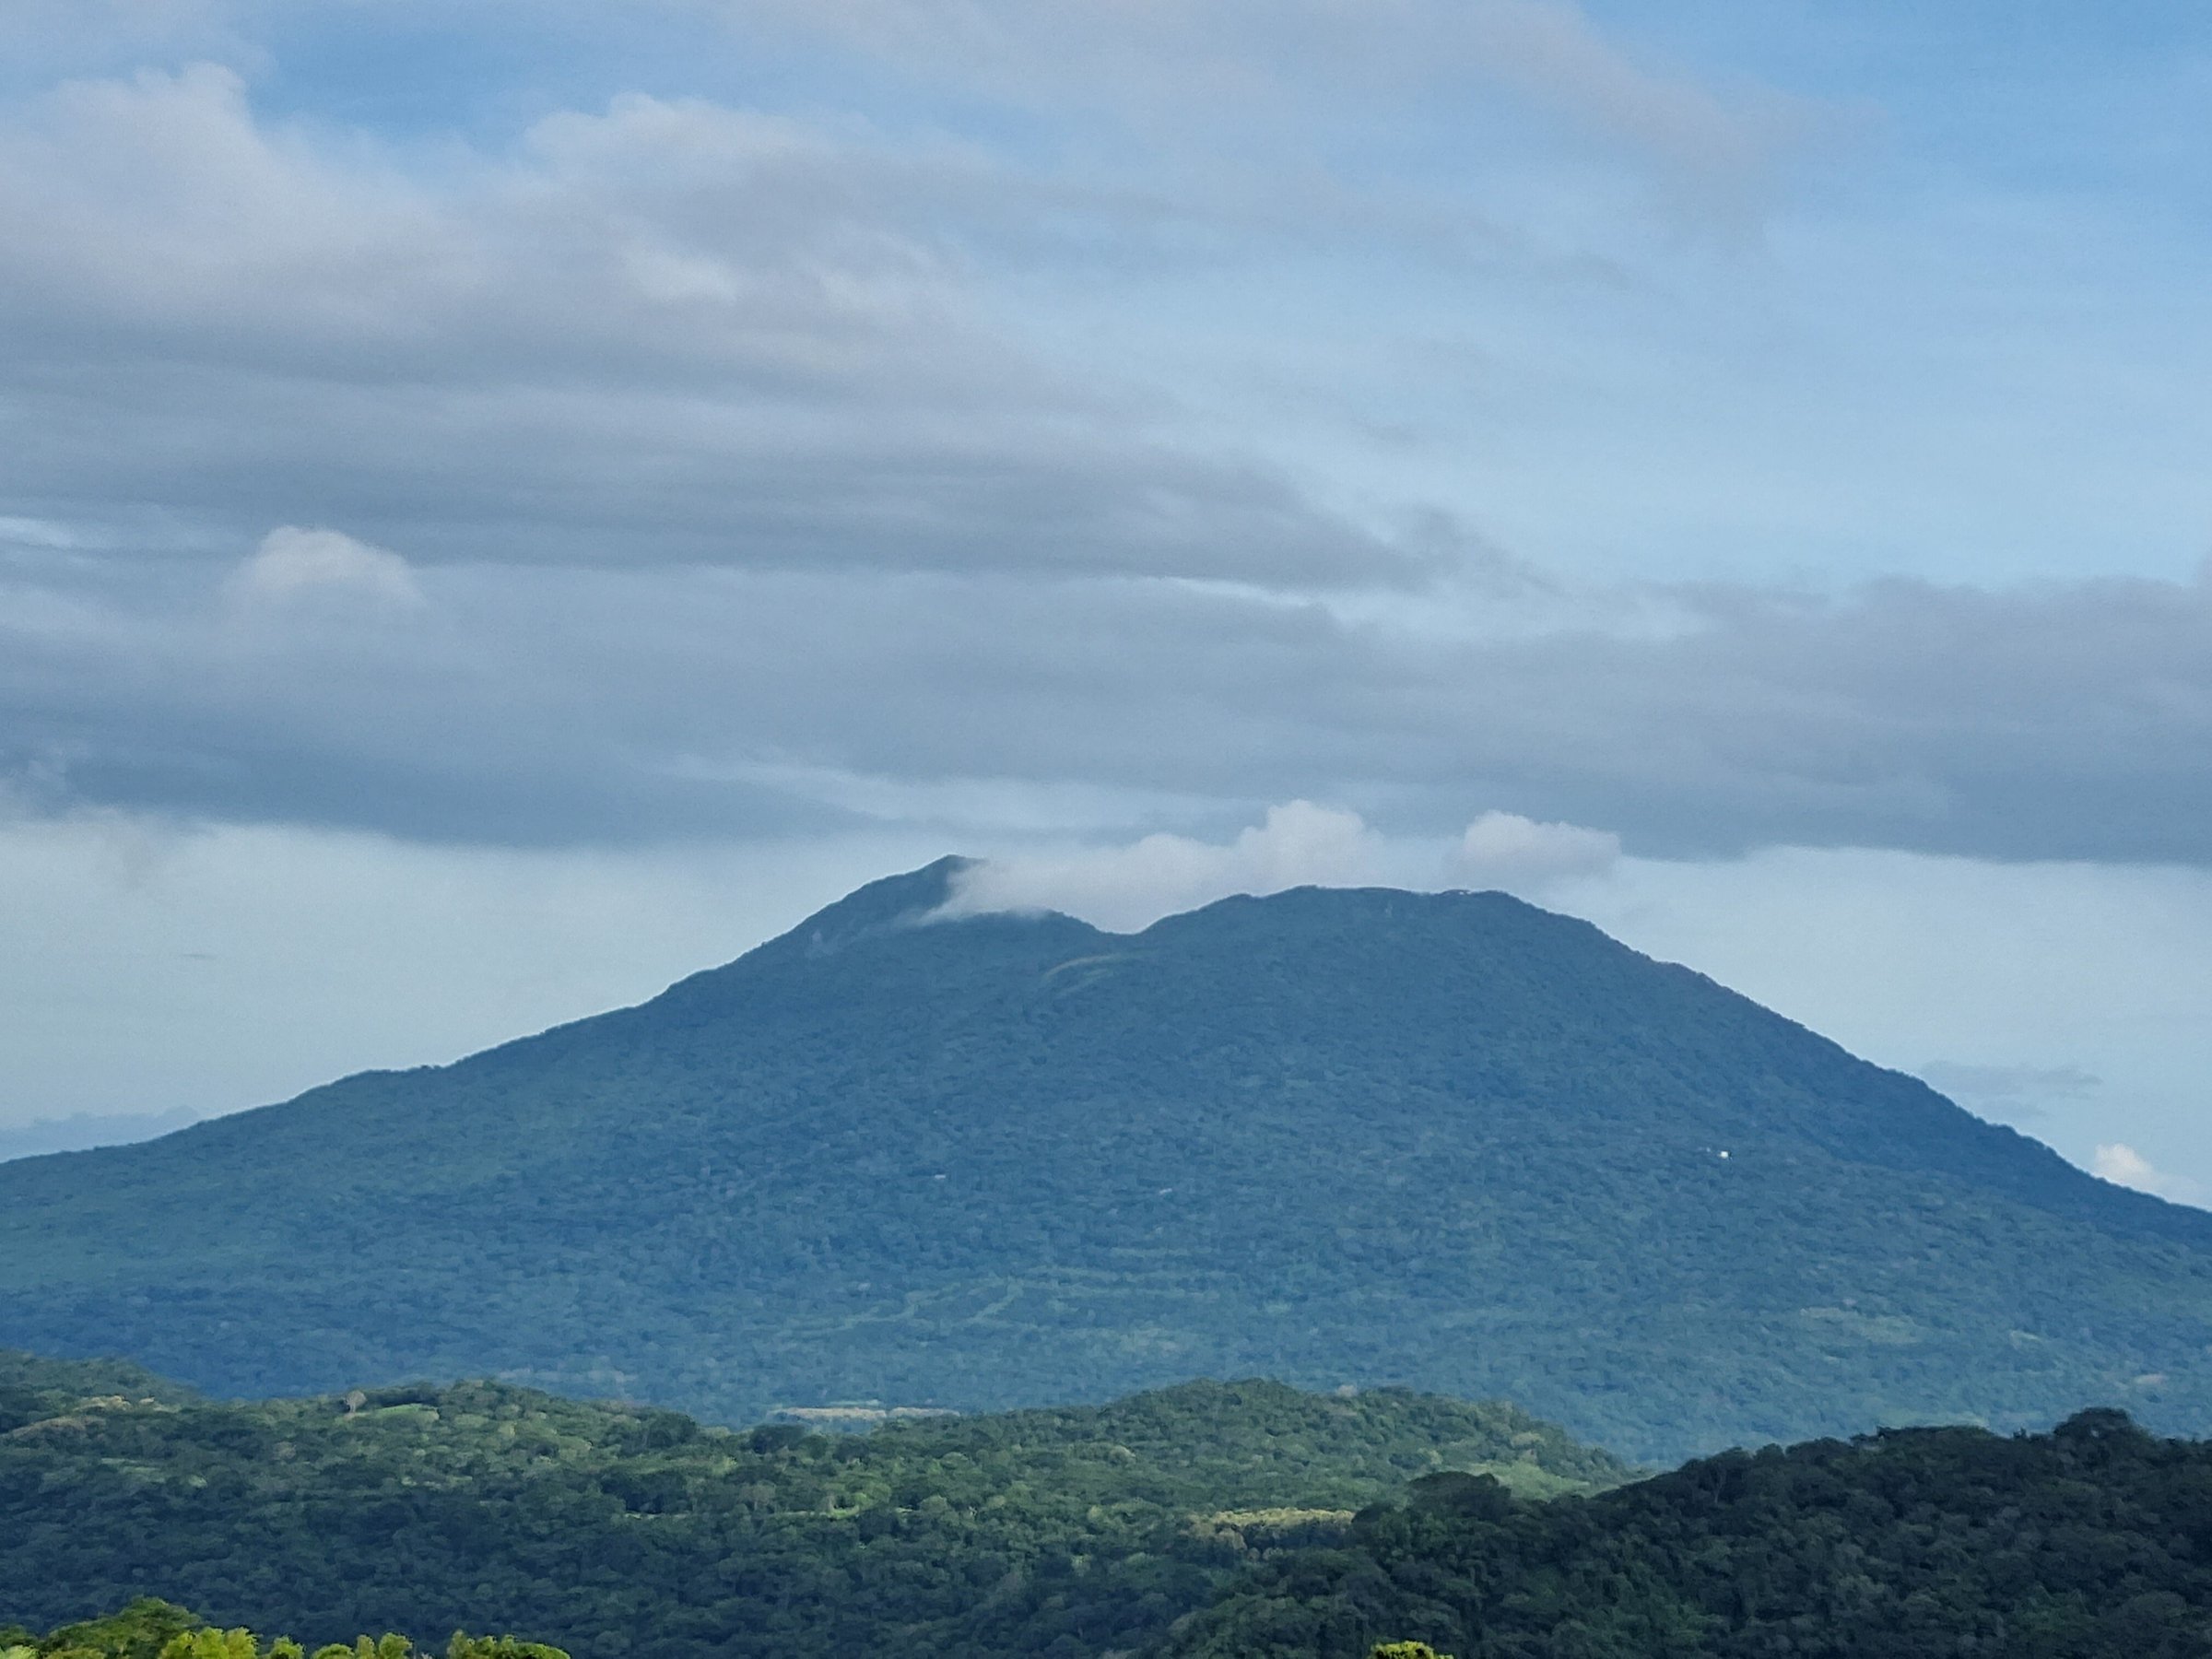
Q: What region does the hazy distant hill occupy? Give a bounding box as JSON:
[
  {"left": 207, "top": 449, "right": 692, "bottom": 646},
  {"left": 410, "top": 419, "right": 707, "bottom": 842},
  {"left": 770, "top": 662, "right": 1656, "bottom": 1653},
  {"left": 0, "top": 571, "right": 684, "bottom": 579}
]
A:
[
  {"left": 0, "top": 1353, "right": 1626, "bottom": 1658},
  {"left": 0, "top": 1106, "right": 199, "bottom": 1163},
  {"left": 4, "top": 860, "right": 2211, "bottom": 1461}
]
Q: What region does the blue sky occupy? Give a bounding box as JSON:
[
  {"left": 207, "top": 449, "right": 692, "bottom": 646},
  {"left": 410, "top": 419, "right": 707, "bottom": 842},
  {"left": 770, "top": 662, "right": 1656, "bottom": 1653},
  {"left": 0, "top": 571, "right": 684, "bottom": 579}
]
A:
[{"left": 3, "top": 1, "right": 2210, "bottom": 1195}]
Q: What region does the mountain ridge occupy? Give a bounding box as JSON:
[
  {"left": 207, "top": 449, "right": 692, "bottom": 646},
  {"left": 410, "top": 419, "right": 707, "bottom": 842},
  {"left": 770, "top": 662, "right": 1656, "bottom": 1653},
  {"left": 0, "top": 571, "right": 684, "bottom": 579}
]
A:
[
  {"left": 5, "top": 864, "right": 2212, "bottom": 1461},
  {"left": 65, "top": 862, "right": 2196, "bottom": 1251}
]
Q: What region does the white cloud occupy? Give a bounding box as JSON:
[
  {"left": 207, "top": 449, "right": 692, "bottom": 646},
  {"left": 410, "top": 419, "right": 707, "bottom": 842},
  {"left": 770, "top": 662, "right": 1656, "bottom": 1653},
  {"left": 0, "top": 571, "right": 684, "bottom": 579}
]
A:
[
  {"left": 225, "top": 526, "right": 425, "bottom": 612},
  {"left": 0, "top": 65, "right": 1425, "bottom": 590},
  {"left": 942, "top": 800, "right": 1382, "bottom": 932},
  {"left": 0, "top": 18, "right": 2208, "bottom": 877},
  {"left": 940, "top": 799, "right": 1618, "bottom": 932},
  {"left": 2092, "top": 1143, "right": 2205, "bottom": 1206},
  {"left": 1453, "top": 809, "right": 1620, "bottom": 885}
]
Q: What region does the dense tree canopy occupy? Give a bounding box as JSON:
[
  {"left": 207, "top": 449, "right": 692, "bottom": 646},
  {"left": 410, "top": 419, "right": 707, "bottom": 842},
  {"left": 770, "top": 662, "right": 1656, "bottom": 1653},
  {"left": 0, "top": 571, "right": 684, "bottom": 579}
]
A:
[
  {"left": 1168, "top": 1408, "right": 2212, "bottom": 1659},
  {"left": 0, "top": 1601, "right": 563, "bottom": 1659},
  {"left": 0, "top": 1355, "right": 1623, "bottom": 1659},
  {"left": 17, "top": 1354, "right": 2212, "bottom": 1659}
]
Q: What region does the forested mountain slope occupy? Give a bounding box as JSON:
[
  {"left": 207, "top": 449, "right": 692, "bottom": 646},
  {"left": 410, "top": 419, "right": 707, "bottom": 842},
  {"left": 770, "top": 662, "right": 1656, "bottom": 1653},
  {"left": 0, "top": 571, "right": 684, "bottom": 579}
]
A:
[
  {"left": 5, "top": 862, "right": 2212, "bottom": 1459},
  {"left": 0, "top": 1355, "right": 1625, "bottom": 1659},
  {"left": 1167, "top": 1408, "right": 2212, "bottom": 1659}
]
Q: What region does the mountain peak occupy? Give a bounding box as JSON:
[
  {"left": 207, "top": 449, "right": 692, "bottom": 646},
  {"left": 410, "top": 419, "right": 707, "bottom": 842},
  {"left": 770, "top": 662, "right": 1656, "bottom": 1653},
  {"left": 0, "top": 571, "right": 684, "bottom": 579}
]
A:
[
  {"left": 777, "top": 854, "right": 976, "bottom": 951},
  {"left": 7, "top": 860, "right": 2212, "bottom": 1463}
]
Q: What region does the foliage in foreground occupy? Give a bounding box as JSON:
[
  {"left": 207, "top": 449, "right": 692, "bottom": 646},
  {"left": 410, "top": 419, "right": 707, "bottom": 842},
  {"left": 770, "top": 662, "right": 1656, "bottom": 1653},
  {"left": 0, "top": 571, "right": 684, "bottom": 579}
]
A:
[
  {"left": 0, "top": 1600, "right": 561, "bottom": 1659},
  {"left": 0, "top": 1354, "right": 1627, "bottom": 1659},
  {"left": 19, "top": 1353, "right": 2212, "bottom": 1659},
  {"left": 1167, "top": 1407, "right": 2212, "bottom": 1659}
]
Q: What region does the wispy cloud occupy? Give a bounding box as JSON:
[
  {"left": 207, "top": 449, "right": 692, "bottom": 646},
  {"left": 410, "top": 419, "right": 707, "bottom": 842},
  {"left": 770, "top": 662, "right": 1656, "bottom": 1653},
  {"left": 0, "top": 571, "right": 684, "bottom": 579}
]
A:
[
  {"left": 2093, "top": 1143, "right": 2205, "bottom": 1206},
  {"left": 709, "top": 0, "right": 1810, "bottom": 219},
  {"left": 0, "top": 65, "right": 1432, "bottom": 590},
  {"left": 939, "top": 800, "right": 1619, "bottom": 932},
  {"left": 226, "top": 526, "right": 426, "bottom": 614}
]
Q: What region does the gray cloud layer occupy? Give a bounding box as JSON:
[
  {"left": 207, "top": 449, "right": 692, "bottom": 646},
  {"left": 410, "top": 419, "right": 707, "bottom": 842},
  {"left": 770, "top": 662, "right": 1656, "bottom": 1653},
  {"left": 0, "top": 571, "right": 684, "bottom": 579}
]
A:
[
  {"left": 8, "top": 534, "right": 2210, "bottom": 861},
  {"left": 2, "top": 37, "right": 2206, "bottom": 866}
]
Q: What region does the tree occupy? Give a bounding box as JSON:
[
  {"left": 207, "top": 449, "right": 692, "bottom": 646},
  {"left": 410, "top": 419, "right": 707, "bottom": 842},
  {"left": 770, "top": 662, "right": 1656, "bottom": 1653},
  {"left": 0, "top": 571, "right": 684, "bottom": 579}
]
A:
[{"left": 10, "top": 1607, "right": 565, "bottom": 1659}]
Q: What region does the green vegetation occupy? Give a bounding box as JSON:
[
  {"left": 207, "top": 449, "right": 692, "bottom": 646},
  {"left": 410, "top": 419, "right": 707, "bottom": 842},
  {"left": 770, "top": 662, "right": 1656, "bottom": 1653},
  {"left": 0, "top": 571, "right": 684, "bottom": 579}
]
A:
[
  {"left": 6, "top": 862, "right": 2212, "bottom": 1460},
  {"left": 19, "top": 1353, "right": 2212, "bottom": 1659},
  {"left": 1168, "top": 1408, "right": 2212, "bottom": 1659},
  {"left": 0, "top": 1355, "right": 1628, "bottom": 1659},
  {"left": 0, "top": 1600, "right": 561, "bottom": 1659},
  {"left": 0, "top": 1350, "right": 198, "bottom": 1426}
]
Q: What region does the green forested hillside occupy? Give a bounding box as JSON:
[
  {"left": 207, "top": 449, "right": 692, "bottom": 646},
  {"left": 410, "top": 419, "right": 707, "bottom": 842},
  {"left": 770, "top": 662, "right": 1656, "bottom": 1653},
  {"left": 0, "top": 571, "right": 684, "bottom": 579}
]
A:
[
  {"left": 0, "top": 1350, "right": 199, "bottom": 1424},
  {"left": 17, "top": 1355, "right": 2212, "bottom": 1659},
  {"left": 0, "top": 1355, "right": 1626, "bottom": 1659},
  {"left": 6, "top": 863, "right": 2212, "bottom": 1460},
  {"left": 1169, "top": 1408, "right": 2212, "bottom": 1659}
]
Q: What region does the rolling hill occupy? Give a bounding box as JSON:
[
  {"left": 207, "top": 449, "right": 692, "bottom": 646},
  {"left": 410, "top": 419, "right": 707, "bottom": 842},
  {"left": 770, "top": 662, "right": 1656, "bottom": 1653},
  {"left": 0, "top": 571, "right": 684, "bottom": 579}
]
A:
[
  {"left": 0, "top": 1352, "right": 1627, "bottom": 1658},
  {"left": 1164, "top": 1407, "right": 2212, "bottom": 1659},
  {"left": 5, "top": 859, "right": 2211, "bottom": 1461}
]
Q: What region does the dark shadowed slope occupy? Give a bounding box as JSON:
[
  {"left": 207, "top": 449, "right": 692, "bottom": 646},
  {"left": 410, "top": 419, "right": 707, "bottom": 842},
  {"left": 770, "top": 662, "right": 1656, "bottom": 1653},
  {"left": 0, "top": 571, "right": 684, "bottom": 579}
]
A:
[
  {"left": 1163, "top": 1409, "right": 2212, "bottom": 1659},
  {"left": 4, "top": 859, "right": 2211, "bottom": 1461}
]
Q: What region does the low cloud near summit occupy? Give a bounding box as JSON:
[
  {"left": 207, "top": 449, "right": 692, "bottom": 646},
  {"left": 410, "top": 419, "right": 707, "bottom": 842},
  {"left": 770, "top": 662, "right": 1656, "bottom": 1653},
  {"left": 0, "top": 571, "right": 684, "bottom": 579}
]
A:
[{"left": 940, "top": 801, "right": 1621, "bottom": 933}]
